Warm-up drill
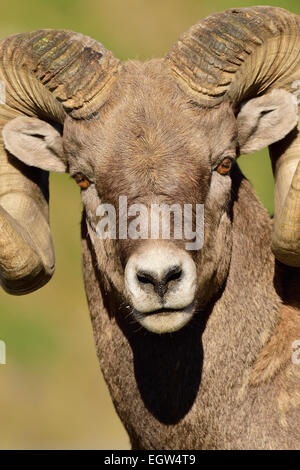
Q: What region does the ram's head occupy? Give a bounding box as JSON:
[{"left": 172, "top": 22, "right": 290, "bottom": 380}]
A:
[{"left": 1, "top": 7, "right": 300, "bottom": 334}]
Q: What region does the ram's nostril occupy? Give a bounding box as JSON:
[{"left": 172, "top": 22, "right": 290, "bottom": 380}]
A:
[
  {"left": 136, "top": 271, "right": 156, "bottom": 287},
  {"left": 164, "top": 266, "right": 183, "bottom": 284}
]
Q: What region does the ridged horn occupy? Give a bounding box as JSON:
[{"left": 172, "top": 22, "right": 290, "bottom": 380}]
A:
[
  {"left": 0, "top": 30, "right": 120, "bottom": 294},
  {"left": 166, "top": 6, "right": 300, "bottom": 267}
]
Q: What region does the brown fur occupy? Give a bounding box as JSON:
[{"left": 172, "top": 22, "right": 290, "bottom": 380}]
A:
[
  {"left": 80, "top": 176, "right": 300, "bottom": 449},
  {"left": 63, "top": 61, "right": 299, "bottom": 449},
  {"left": 4, "top": 58, "right": 300, "bottom": 449}
]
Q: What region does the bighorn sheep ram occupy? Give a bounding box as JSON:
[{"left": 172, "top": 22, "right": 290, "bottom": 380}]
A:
[{"left": 1, "top": 6, "right": 300, "bottom": 449}]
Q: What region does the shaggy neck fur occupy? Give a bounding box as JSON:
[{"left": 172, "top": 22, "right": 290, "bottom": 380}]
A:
[{"left": 81, "top": 172, "right": 300, "bottom": 450}]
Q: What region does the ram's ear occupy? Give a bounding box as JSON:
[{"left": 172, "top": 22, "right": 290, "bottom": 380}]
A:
[
  {"left": 237, "top": 89, "right": 298, "bottom": 155},
  {"left": 2, "top": 116, "right": 67, "bottom": 172}
]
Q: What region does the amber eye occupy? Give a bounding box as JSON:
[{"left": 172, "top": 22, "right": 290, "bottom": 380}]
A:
[
  {"left": 73, "top": 172, "right": 91, "bottom": 189},
  {"left": 216, "top": 157, "right": 233, "bottom": 175}
]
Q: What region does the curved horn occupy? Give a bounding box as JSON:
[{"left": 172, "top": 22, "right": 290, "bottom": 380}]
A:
[
  {"left": 166, "top": 6, "right": 300, "bottom": 266},
  {"left": 0, "top": 30, "right": 120, "bottom": 294}
]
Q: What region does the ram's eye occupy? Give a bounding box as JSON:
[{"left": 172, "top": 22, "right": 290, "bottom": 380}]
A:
[
  {"left": 73, "top": 172, "right": 91, "bottom": 189},
  {"left": 216, "top": 157, "right": 233, "bottom": 175}
]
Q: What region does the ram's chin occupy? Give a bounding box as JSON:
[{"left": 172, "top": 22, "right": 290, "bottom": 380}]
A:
[{"left": 133, "top": 303, "right": 195, "bottom": 334}]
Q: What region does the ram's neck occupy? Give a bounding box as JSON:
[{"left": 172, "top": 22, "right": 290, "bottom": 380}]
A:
[
  {"left": 201, "top": 177, "right": 281, "bottom": 388},
  {"left": 81, "top": 178, "right": 295, "bottom": 449},
  {"left": 197, "top": 178, "right": 300, "bottom": 448}
]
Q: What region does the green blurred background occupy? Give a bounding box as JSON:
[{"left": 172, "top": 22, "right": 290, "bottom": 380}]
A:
[{"left": 0, "top": 0, "right": 299, "bottom": 450}]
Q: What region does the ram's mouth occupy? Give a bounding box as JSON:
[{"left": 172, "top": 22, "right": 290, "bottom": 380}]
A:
[{"left": 133, "top": 303, "right": 195, "bottom": 334}]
